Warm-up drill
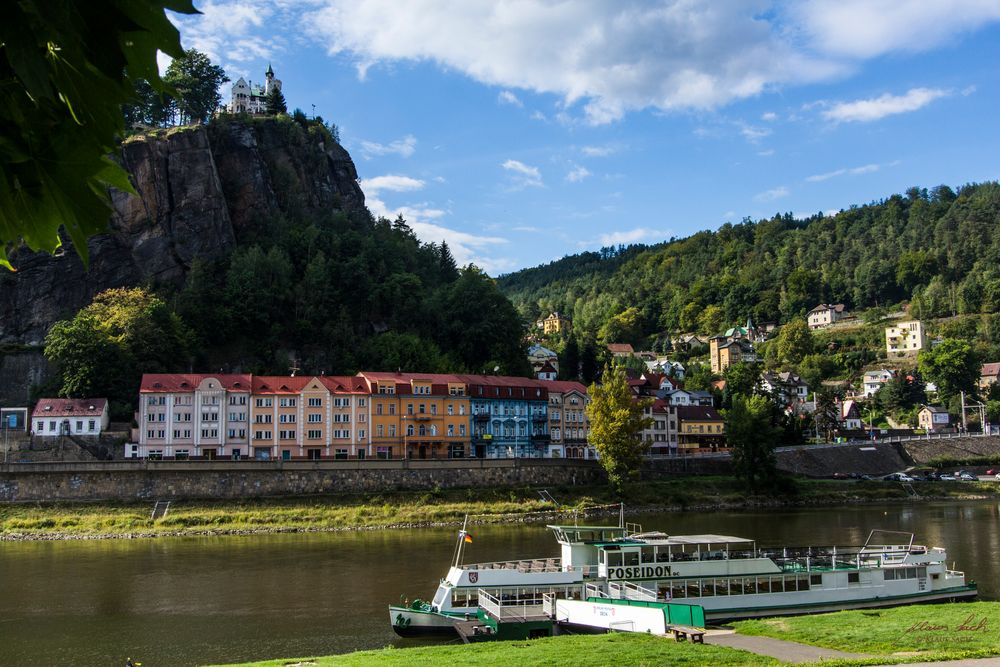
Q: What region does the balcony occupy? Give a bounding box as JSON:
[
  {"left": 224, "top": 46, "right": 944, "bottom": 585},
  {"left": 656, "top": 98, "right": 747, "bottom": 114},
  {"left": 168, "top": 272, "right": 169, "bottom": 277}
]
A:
[
  {"left": 473, "top": 413, "right": 490, "bottom": 422},
  {"left": 532, "top": 414, "right": 547, "bottom": 422},
  {"left": 531, "top": 434, "right": 551, "bottom": 444}
]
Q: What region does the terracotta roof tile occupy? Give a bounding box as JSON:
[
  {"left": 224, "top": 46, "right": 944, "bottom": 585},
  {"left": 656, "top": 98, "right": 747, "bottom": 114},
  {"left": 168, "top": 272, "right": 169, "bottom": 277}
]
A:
[{"left": 33, "top": 398, "right": 107, "bottom": 417}]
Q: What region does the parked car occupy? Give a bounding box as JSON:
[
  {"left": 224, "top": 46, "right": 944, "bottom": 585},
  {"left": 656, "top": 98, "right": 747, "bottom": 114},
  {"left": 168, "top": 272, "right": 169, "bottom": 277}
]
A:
[
  {"left": 832, "top": 472, "right": 849, "bottom": 480},
  {"left": 939, "top": 474, "right": 956, "bottom": 481},
  {"left": 986, "top": 469, "right": 996, "bottom": 475},
  {"left": 958, "top": 472, "right": 977, "bottom": 481},
  {"left": 994, "top": 472, "right": 1000, "bottom": 480},
  {"left": 882, "top": 473, "right": 915, "bottom": 482}
]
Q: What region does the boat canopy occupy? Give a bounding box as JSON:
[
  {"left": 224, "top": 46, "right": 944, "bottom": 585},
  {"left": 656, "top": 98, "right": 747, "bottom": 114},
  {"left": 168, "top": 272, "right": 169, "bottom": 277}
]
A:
[
  {"left": 593, "top": 534, "right": 753, "bottom": 547},
  {"left": 547, "top": 525, "right": 627, "bottom": 544}
]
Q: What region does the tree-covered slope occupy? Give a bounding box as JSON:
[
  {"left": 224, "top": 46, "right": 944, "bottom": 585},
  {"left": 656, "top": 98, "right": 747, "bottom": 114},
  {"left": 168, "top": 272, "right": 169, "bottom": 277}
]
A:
[{"left": 499, "top": 183, "right": 1000, "bottom": 345}]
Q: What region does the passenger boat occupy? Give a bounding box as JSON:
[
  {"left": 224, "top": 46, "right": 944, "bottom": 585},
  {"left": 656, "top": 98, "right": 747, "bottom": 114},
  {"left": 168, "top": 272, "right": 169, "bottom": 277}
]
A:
[{"left": 389, "top": 513, "right": 976, "bottom": 637}]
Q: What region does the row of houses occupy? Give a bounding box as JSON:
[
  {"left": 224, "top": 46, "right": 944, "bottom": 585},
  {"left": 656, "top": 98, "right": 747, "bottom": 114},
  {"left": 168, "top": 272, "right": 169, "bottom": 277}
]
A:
[{"left": 130, "top": 372, "right": 594, "bottom": 461}]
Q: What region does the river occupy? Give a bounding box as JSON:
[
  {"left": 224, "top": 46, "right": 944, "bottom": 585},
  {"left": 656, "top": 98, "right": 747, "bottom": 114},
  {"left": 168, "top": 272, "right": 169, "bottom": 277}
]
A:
[{"left": 1, "top": 500, "right": 998, "bottom": 666}]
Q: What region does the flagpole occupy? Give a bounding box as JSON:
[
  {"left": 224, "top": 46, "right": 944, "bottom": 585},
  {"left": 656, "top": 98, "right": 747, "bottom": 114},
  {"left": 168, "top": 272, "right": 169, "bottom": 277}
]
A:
[{"left": 453, "top": 514, "right": 469, "bottom": 568}]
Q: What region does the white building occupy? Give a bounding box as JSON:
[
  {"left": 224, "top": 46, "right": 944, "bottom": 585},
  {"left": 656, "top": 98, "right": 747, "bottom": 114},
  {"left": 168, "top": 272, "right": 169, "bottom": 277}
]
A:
[
  {"left": 807, "top": 303, "right": 847, "bottom": 329},
  {"left": 886, "top": 320, "right": 928, "bottom": 355},
  {"left": 862, "top": 369, "right": 896, "bottom": 397},
  {"left": 644, "top": 399, "right": 678, "bottom": 457},
  {"left": 229, "top": 64, "right": 282, "bottom": 114},
  {"left": 32, "top": 398, "right": 109, "bottom": 437}
]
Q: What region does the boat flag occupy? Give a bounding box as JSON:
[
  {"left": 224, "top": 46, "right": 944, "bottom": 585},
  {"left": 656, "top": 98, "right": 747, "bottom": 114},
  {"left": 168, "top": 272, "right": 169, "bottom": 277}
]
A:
[{"left": 462, "top": 531, "right": 473, "bottom": 544}]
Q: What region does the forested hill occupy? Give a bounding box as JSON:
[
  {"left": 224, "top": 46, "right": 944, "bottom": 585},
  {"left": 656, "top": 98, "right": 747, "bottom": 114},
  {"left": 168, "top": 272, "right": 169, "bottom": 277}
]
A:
[{"left": 498, "top": 182, "right": 1000, "bottom": 343}]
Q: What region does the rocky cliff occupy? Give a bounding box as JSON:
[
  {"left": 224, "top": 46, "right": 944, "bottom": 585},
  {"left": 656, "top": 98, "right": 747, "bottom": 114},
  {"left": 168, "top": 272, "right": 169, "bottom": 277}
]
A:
[{"left": 0, "top": 118, "right": 366, "bottom": 347}]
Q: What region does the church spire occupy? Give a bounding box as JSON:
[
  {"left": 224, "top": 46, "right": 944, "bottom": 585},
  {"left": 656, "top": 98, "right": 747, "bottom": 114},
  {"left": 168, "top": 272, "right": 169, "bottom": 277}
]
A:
[{"left": 265, "top": 62, "right": 274, "bottom": 77}]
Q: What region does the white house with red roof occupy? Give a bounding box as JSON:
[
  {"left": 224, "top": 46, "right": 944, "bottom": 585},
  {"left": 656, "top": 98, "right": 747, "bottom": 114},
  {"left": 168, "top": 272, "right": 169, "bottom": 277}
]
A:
[
  {"left": 32, "top": 398, "right": 109, "bottom": 437},
  {"left": 980, "top": 362, "right": 1000, "bottom": 391}
]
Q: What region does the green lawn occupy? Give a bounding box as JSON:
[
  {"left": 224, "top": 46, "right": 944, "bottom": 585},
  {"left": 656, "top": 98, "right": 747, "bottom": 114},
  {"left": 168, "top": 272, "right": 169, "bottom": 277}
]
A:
[
  {"left": 733, "top": 601, "right": 1000, "bottom": 664},
  {"left": 204, "top": 633, "right": 779, "bottom": 667}
]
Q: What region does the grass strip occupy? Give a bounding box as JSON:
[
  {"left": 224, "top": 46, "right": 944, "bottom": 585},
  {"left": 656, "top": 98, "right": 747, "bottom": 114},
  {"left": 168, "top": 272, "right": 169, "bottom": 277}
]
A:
[
  {"left": 203, "top": 632, "right": 780, "bottom": 667},
  {"left": 1, "top": 477, "right": 997, "bottom": 539}
]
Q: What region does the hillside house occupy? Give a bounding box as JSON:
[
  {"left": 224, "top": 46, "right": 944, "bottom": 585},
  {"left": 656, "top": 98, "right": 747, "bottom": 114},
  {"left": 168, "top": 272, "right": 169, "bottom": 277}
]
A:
[
  {"left": 676, "top": 405, "right": 726, "bottom": 453},
  {"left": 32, "top": 398, "right": 109, "bottom": 437},
  {"left": 840, "top": 399, "right": 863, "bottom": 430},
  {"left": 862, "top": 369, "right": 896, "bottom": 397},
  {"left": 980, "top": 362, "right": 1000, "bottom": 391},
  {"left": 807, "top": 303, "right": 847, "bottom": 329},
  {"left": 543, "top": 312, "right": 572, "bottom": 335},
  {"left": 760, "top": 371, "right": 810, "bottom": 407},
  {"left": 886, "top": 320, "right": 928, "bottom": 355},
  {"left": 918, "top": 405, "right": 951, "bottom": 432}
]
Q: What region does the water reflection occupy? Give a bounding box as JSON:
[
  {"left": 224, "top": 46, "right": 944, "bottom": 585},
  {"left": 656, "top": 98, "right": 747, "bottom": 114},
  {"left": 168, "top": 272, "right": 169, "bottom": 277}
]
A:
[{"left": 0, "top": 500, "right": 996, "bottom": 667}]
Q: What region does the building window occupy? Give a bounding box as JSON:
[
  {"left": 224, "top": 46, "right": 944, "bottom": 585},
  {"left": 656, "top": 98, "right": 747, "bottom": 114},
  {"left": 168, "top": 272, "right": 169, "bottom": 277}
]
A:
[
  {"left": 308, "top": 397, "right": 322, "bottom": 407},
  {"left": 376, "top": 403, "right": 383, "bottom": 415},
  {"left": 307, "top": 430, "right": 321, "bottom": 439},
  {"left": 407, "top": 425, "right": 414, "bottom": 436},
  {"left": 308, "top": 413, "right": 322, "bottom": 423}
]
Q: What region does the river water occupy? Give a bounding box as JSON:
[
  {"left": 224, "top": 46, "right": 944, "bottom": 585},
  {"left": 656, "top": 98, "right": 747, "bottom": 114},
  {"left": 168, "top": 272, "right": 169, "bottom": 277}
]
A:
[{"left": 1, "top": 500, "right": 998, "bottom": 666}]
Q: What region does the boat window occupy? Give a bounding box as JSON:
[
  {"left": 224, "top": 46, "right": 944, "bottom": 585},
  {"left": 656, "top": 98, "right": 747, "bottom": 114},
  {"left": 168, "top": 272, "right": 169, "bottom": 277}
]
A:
[
  {"left": 624, "top": 550, "right": 639, "bottom": 566},
  {"left": 810, "top": 574, "right": 822, "bottom": 587},
  {"left": 848, "top": 572, "right": 860, "bottom": 584},
  {"left": 656, "top": 549, "right": 669, "bottom": 562},
  {"left": 641, "top": 547, "right": 655, "bottom": 563},
  {"left": 700, "top": 580, "right": 715, "bottom": 597},
  {"left": 685, "top": 581, "right": 700, "bottom": 597},
  {"left": 608, "top": 552, "right": 623, "bottom": 567},
  {"left": 714, "top": 578, "right": 729, "bottom": 595},
  {"left": 757, "top": 578, "right": 771, "bottom": 594},
  {"left": 917, "top": 566, "right": 927, "bottom": 579}
]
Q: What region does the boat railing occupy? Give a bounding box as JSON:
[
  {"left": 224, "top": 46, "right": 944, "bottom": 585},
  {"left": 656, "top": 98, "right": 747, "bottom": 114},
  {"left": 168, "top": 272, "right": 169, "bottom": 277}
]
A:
[
  {"left": 586, "top": 582, "right": 609, "bottom": 599},
  {"left": 609, "top": 581, "right": 657, "bottom": 602},
  {"left": 465, "top": 558, "right": 563, "bottom": 573},
  {"left": 477, "top": 588, "right": 547, "bottom": 622}
]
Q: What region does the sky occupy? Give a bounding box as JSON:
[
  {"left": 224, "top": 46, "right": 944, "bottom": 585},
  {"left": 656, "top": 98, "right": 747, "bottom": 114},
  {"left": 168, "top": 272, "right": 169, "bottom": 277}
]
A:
[{"left": 169, "top": 1, "right": 1000, "bottom": 275}]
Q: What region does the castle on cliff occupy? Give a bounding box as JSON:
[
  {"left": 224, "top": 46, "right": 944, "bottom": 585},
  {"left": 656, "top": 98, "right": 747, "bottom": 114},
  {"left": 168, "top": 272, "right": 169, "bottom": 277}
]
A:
[{"left": 228, "top": 64, "right": 282, "bottom": 114}]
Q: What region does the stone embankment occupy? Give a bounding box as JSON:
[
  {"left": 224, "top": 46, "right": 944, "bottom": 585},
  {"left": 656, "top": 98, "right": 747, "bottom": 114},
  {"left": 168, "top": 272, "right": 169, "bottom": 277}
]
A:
[
  {"left": 901, "top": 435, "right": 1000, "bottom": 464},
  {"left": 0, "top": 458, "right": 603, "bottom": 502}
]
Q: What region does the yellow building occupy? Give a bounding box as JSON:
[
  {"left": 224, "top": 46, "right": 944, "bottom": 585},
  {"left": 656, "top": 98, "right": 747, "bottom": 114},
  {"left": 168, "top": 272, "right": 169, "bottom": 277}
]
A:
[
  {"left": 543, "top": 312, "right": 571, "bottom": 335},
  {"left": 360, "top": 372, "right": 470, "bottom": 459},
  {"left": 676, "top": 405, "right": 726, "bottom": 453}
]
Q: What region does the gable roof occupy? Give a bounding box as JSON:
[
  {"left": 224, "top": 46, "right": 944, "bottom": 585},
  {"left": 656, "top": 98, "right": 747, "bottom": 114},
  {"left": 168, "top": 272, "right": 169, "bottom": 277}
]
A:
[
  {"left": 141, "top": 374, "right": 252, "bottom": 393},
  {"left": 539, "top": 380, "right": 588, "bottom": 395},
  {"left": 607, "top": 343, "right": 634, "bottom": 354},
  {"left": 981, "top": 362, "right": 1000, "bottom": 377},
  {"left": 676, "top": 405, "right": 722, "bottom": 421},
  {"left": 33, "top": 398, "right": 107, "bottom": 418}
]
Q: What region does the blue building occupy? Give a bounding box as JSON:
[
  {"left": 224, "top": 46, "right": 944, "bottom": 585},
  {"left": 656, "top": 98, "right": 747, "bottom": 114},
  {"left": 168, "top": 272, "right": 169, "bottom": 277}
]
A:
[{"left": 460, "top": 375, "right": 549, "bottom": 458}]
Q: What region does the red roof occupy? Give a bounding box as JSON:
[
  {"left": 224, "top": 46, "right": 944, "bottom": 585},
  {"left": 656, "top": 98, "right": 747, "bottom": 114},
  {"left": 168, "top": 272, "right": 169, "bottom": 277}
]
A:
[
  {"left": 539, "top": 380, "right": 587, "bottom": 395},
  {"left": 252, "top": 376, "right": 312, "bottom": 394},
  {"left": 319, "top": 375, "right": 369, "bottom": 394},
  {"left": 607, "top": 343, "right": 634, "bottom": 354},
  {"left": 140, "top": 374, "right": 252, "bottom": 393},
  {"left": 33, "top": 398, "right": 107, "bottom": 418},
  {"left": 538, "top": 361, "right": 558, "bottom": 374},
  {"left": 981, "top": 363, "right": 1000, "bottom": 377}
]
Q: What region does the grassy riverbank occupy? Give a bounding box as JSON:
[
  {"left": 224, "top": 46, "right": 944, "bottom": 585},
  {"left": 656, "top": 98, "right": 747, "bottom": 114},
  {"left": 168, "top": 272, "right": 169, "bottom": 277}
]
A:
[
  {"left": 733, "top": 601, "right": 1000, "bottom": 664},
  {"left": 208, "top": 602, "right": 1000, "bottom": 667},
  {"left": 1, "top": 477, "right": 998, "bottom": 540},
  {"left": 206, "top": 633, "right": 780, "bottom": 667}
]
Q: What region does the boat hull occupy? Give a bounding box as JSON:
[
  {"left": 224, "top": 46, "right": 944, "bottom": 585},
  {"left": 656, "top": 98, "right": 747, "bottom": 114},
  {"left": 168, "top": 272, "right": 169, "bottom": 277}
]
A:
[
  {"left": 389, "top": 605, "right": 465, "bottom": 637},
  {"left": 705, "top": 585, "right": 978, "bottom": 623}
]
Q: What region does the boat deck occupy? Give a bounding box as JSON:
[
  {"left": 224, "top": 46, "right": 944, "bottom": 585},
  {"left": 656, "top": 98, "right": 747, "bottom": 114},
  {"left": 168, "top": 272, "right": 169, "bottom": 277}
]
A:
[{"left": 467, "top": 558, "right": 564, "bottom": 573}]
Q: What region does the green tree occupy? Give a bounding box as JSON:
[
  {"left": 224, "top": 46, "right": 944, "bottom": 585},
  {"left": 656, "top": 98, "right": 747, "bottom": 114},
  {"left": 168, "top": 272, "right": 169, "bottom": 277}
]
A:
[
  {"left": 1, "top": 0, "right": 195, "bottom": 269},
  {"left": 44, "top": 288, "right": 191, "bottom": 417},
  {"left": 724, "top": 394, "right": 781, "bottom": 491},
  {"left": 363, "top": 332, "right": 447, "bottom": 372},
  {"left": 697, "top": 304, "right": 725, "bottom": 335},
  {"left": 684, "top": 362, "right": 714, "bottom": 391},
  {"left": 599, "top": 306, "right": 644, "bottom": 346},
  {"left": 586, "top": 362, "right": 653, "bottom": 492},
  {"left": 265, "top": 85, "right": 287, "bottom": 115},
  {"left": 722, "top": 361, "right": 760, "bottom": 408},
  {"left": 918, "top": 339, "right": 980, "bottom": 403},
  {"left": 813, "top": 390, "right": 839, "bottom": 442},
  {"left": 560, "top": 337, "right": 580, "bottom": 380},
  {"left": 164, "top": 48, "right": 229, "bottom": 124},
  {"left": 875, "top": 371, "right": 925, "bottom": 414},
  {"left": 775, "top": 319, "right": 814, "bottom": 365}
]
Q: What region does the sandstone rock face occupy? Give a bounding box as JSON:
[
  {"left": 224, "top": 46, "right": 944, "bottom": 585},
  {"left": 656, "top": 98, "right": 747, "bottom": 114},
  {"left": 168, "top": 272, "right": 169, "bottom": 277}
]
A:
[{"left": 0, "top": 119, "right": 366, "bottom": 347}]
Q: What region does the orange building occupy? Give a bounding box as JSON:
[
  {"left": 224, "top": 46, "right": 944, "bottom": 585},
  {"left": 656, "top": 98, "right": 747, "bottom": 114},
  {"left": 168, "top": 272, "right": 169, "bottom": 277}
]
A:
[{"left": 359, "top": 371, "right": 470, "bottom": 459}]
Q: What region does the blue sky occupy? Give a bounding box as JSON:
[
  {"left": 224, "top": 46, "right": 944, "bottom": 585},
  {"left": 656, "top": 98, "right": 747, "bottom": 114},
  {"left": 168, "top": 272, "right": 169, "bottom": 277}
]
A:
[{"left": 171, "top": 1, "right": 1000, "bottom": 275}]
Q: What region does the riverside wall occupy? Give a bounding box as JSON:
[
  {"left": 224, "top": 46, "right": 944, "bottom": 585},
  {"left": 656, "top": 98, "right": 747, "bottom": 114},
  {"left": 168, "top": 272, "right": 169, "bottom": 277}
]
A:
[{"left": 0, "top": 459, "right": 604, "bottom": 502}]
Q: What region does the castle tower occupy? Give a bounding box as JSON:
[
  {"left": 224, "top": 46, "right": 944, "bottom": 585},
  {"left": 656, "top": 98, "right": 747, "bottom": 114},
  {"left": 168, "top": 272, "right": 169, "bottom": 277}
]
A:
[{"left": 264, "top": 63, "right": 281, "bottom": 95}]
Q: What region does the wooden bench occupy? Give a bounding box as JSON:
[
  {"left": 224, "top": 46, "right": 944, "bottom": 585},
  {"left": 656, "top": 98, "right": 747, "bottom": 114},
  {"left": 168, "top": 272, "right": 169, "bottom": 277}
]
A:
[{"left": 669, "top": 625, "right": 705, "bottom": 644}]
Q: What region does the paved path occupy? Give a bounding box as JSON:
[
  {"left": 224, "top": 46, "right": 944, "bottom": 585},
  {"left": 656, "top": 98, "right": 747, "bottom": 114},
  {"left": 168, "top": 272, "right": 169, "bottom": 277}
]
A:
[{"left": 704, "top": 630, "right": 868, "bottom": 663}]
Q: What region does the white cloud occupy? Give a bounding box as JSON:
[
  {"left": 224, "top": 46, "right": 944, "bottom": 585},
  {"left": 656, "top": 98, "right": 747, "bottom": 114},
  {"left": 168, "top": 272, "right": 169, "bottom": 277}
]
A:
[
  {"left": 365, "top": 192, "right": 511, "bottom": 273},
  {"left": 498, "top": 90, "right": 523, "bottom": 107},
  {"left": 789, "top": 0, "right": 1000, "bottom": 59},
  {"left": 761, "top": 111, "right": 778, "bottom": 121},
  {"left": 581, "top": 145, "right": 617, "bottom": 157},
  {"left": 359, "top": 174, "right": 425, "bottom": 194},
  {"left": 359, "top": 135, "right": 417, "bottom": 159},
  {"left": 822, "top": 87, "right": 948, "bottom": 123},
  {"left": 757, "top": 149, "right": 775, "bottom": 157},
  {"left": 565, "top": 165, "right": 592, "bottom": 183},
  {"left": 593, "top": 227, "right": 666, "bottom": 247},
  {"left": 754, "top": 186, "right": 790, "bottom": 202},
  {"left": 739, "top": 123, "right": 772, "bottom": 143},
  {"left": 805, "top": 161, "right": 896, "bottom": 182},
  {"left": 171, "top": 1, "right": 281, "bottom": 65},
  {"left": 962, "top": 85, "right": 977, "bottom": 96},
  {"left": 512, "top": 225, "right": 541, "bottom": 232},
  {"left": 302, "top": 1, "right": 844, "bottom": 124},
  {"left": 501, "top": 159, "right": 543, "bottom": 188}
]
